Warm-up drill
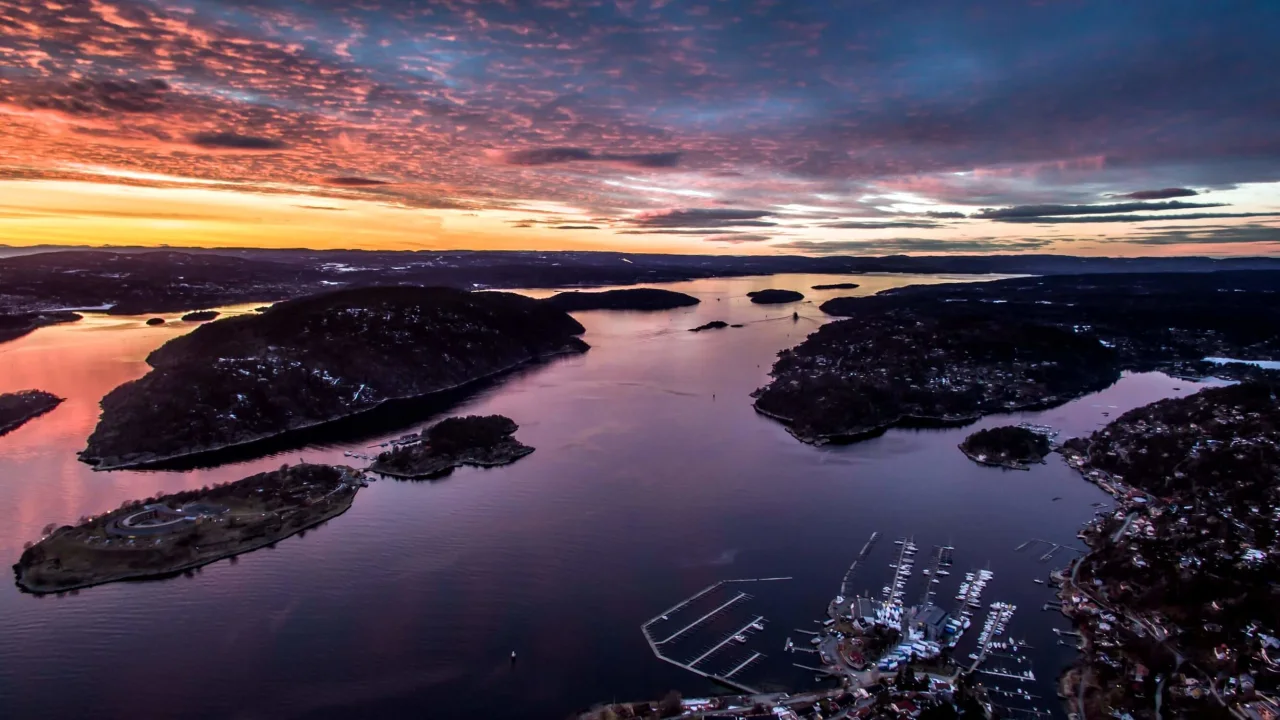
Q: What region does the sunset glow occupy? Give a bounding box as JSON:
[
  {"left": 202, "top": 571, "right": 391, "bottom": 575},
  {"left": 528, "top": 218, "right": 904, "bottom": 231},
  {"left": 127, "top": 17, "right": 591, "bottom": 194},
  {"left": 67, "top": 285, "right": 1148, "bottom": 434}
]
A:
[{"left": 1, "top": 0, "right": 1277, "bottom": 255}]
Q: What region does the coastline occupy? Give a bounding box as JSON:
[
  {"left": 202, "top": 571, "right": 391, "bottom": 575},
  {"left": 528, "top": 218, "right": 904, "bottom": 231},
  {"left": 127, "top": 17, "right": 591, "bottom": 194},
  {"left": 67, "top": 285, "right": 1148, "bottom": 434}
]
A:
[
  {"left": 370, "top": 445, "right": 535, "bottom": 479},
  {"left": 0, "top": 397, "right": 64, "bottom": 437},
  {"left": 956, "top": 446, "right": 1035, "bottom": 470},
  {"left": 80, "top": 344, "right": 586, "bottom": 471},
  {"left": 13, "top": 489, "right": 359, "bottom": 595}
]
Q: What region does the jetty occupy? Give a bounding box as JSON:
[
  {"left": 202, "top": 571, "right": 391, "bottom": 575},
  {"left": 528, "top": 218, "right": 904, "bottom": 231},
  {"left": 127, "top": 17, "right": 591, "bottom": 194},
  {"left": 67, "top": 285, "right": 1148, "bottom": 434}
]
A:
[{"left": 640, "top": 578, "right": 792, "bottom": 694}]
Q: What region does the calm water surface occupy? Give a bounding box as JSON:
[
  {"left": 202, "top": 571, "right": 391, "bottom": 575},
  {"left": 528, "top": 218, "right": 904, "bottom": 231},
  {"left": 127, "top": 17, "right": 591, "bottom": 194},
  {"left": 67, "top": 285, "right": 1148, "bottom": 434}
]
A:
[{"left": 0, "top": 274, "right": 1217, "bottom": 719}]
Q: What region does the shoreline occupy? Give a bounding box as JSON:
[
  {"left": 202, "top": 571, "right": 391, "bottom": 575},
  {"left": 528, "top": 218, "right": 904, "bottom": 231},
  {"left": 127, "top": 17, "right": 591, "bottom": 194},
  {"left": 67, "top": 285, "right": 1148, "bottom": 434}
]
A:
[
  {"left": 80, "top": 344, "right": 585, "bottom": 471},
  {"left": 0, "top": 397, "right": 64, "bottom": 437},
  {"left": 956, "top": 446, "right": 1036, "bottom": 470},
  {"left": 370, "top": 446, "right": 535, "bottom": 479},
  {"left": 13, "top": 489, "right": 359, "bottom": 595}
]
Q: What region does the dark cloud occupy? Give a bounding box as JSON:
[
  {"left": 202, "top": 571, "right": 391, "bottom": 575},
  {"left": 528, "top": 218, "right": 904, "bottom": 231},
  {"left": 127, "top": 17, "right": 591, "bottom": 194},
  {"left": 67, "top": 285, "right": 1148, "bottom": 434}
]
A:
[
  {"left": 294, "top": 205, "right": 346, "bottom": 211},
  {"left": 626, "top": 208, "right": 776, "bottom": 229},
  {"left": 499, "top": 147, "right": 680, "bottom": 169},
  {"left": 1116, "top": 188, "right": 1199, "bottom": 200},
  {"left": 1124, "top": 223, "right": 1280, "bottom": 246},
  {"left": 324, "top": 177, "right": 393, "bottom": 187},
  {"left": 822, "top": 221, "right": 939, "bottom": 229},
  {"left": 189, "top": 132, "right": 287, "bottom": 150},
  {"left": 553, "top": 225, "right": 600, "bottom": 230},
  {"left": 924, "top": 211, "right": 966, "bottom": 219},
  {"left": 705, "top": 234, "right": 772, "bottom": 243},
  {"left": 996, "top": 211, "right": 1280, "bottom": 224},
  {"left": 974, "top": 201, "right": 1224, "bottom": 220},
  {"left": 29, "top": 78, "right": 169, "bottom": 116},
  {"left": 776, "top": 238, "right": 1056, "bottom": 254}
]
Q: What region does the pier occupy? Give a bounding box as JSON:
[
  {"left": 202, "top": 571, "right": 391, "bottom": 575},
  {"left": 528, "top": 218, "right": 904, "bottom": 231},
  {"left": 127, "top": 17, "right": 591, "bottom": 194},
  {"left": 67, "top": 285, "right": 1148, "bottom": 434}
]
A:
[
  {"left": 918, "top": 545, "right": 945, "bottom": 606},
  {"left": 839, "top": 531, "right": 880, "bottom": 598},
  {"left": 640, "top": 577, "right": 792, "bottom": 695},
  {"left": 1015, "top": 538, "right": 1085, "bottom": 563}
]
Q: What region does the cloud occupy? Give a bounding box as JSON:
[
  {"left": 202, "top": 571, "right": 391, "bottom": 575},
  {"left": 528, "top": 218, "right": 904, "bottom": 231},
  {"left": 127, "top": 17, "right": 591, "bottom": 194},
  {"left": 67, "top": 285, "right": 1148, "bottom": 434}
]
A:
[
  {"left": 705, "top": 233, "right": 772, "bottom": 243},
  {"left": 822, "top": 220, "right": 939, "bottom": 229},
  {"left": 189, "top": 132, "right": 287, "bottom": 150},
  {"left": 775, "top": 237, "right": 1055, "bottom": 254},
  {"left": 1115, "top": 188, "right": 1199, "bottom": 200},
  {"left": 28, "top": 78, "right": 170, "bottom": 116},
  {"left": 1124, "top": 223, "right": 1280, "bottom": 246},
  {"left": 324, "top": 177, "right": 392, "bottom": 187},
  {"left": 924, "top": 211, "right": 966, "bottom": 219},
  {"left": 553, "top": 225, "right": 600, "bottom": 230},
  {"left": 974, "top": 200, "right": 1224, "bottom": 220},
  {"left": 498, "top": 147, "right": 680, "bottom": 169},
  {"left": 626, "top": 208, "right": 776, "bottom": 229},
  {"left": 294, "top": 205, "right": 347, "bottom": 211},
  {"left": 995, "top": 211, "right": 1280, "bottom": 224}
]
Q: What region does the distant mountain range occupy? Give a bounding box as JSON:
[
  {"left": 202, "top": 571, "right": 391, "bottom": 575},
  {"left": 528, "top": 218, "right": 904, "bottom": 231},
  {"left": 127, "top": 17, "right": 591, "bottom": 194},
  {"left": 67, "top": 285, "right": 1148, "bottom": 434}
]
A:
[{"left": 2, "top": 247, "right": 1279, "bottom": 316}]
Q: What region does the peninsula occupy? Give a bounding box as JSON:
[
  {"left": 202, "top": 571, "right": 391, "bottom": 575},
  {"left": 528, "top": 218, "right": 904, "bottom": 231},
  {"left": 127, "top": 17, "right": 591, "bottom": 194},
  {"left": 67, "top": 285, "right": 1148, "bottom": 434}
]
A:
[
  {"left": 0, "top": 311, "right": 81, "bottom": 344},
  {"left": 1057, "top": 381, "right": 1280, "bottom": 719},
  {"left": 369, "top": 414, "right": 534, "bottom": 478},
  {"left": 959, "top": 425, "right": 1051, "bottom": 470},
  {"left": 757, "top": 271, "right": 1280, "bottom": 444},
  {"left": 13, "top": 464, "right": 365, "bottom": 594},
  {"left": 543, "top": 288, "right": 700, "bottom": 311},
  {"left": 80, "top": 286, "right": 588, "bottom": 469},
  {"left": 747, "top": 289, "right": 804, "bottom": 304},
  {"left": 0, "top": 390, "right": 64, "bottom": 437}
]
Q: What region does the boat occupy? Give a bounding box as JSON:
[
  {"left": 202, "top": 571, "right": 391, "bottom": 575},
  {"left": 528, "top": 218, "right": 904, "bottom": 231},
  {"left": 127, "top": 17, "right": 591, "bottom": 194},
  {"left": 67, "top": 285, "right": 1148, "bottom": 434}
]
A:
[
  {"left": 733, "top": 634, "right": 747, "bottom": 643},
  {"left": 1033, "top": 579, "right": 1045, "bottom": 585},
  {"left": 922, "top": 569, "right": 931, "bottom": 576},
  {"left": 936, "top": 570, "right": 950, "bottom": 576},
  {"left": 751, "top": 622, "right": 764, "bottom": 631}
]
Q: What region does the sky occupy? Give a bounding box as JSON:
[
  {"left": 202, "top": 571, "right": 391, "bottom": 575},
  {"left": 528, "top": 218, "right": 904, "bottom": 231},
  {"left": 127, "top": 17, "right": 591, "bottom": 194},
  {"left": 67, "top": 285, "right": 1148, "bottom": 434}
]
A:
[{"left": 1, "top": 0, "right": 1279, "bottom": 256}]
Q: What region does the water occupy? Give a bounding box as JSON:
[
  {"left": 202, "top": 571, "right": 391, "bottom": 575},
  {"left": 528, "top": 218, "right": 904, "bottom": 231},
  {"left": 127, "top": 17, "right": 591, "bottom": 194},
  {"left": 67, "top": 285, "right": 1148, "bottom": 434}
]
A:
[{"left": 0, "top": 274, "right": 1218, "bottom": 719}]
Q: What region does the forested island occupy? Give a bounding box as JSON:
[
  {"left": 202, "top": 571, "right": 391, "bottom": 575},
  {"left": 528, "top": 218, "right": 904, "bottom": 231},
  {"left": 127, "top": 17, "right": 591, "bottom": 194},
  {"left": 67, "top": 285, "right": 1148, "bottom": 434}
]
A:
[
  {"left": 756, "top": 271, "right": 1280, "bottom": 444},
  {"left": 689, "top": 321, "right": 730, "bottom": 332},
  {"left": 0, "top": 311, "right": 81, "bottom": 344},
  {"left": 811, "top": 282, "right": 860, "bottom": 290},
  {"left": 13, "top": 464, "right": 365, "bottom": 594},
  {"left": 0, "top": 390, "right": 64, "bottom": 437},
  {"left": 181, "top": 310, "right": 219, "bottom": 322},
  {"left": 959, "top": 426, "right": 1051, "bottom": 469},
  {"left": 1057, "top": 381, "right": 1280, "bottom": 719},
  {"left": 369, "top": 415, "right": 534, "bottom": 478},
  {"left": 543, "top": 288, "right": 700, "bottom": 311},
  {"left": 747, "top": 289, "right": 804, "bottom": 304},
  {"left": 80, "top": 287, "right": 587, "bottom": 469}
]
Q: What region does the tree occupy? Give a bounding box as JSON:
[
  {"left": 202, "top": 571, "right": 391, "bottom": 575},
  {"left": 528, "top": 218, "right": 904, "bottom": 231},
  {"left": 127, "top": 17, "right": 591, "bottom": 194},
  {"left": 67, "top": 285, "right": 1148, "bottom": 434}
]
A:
[{"left": 657, "top": 691, "right": 682, "bottom": 718}]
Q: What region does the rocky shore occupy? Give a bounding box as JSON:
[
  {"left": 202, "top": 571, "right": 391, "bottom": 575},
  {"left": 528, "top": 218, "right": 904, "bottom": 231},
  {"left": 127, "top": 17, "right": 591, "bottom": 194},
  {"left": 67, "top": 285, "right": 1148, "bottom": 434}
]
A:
[
  {"left": 958, "top": 426, "right": 1051, "bottom": 470},
  {"left": 369, "top": 415, "right": 534, "bottom": 478},
  {"left": 544, "top": 288, "right": 699, "bottom": 311},
  {"left": 0, "top": 390, "right": 64, "bottom": 437},
  {"left": 80, "top": 287, "right": 587, "bottom": 470},
  {"left": 13, "top": 464, "right": 365, "bottom": 594}
]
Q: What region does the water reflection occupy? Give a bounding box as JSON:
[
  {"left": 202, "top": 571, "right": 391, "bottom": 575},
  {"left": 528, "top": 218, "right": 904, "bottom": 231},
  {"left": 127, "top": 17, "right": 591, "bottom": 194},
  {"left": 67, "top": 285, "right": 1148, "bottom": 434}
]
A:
[{"left": 0, "top": 274, "right": 1214, "bottom": 719}]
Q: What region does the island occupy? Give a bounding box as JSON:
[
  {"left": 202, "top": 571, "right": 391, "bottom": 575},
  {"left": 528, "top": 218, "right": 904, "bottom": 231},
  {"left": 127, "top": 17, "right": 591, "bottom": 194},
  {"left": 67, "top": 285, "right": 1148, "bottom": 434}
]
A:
[
  {"left": 747, "top": 289, "right": 804, "bottom": 304},
  {"left": 689, "top": 321, "right": 730, "bottom": 332},
  {"left": 0, "top": 311, "right": 81, "bottom": 344},
  {"left": 146, "top": 317, "right": 165, "bottom": 326},
  {"left": 80, "top": 286, "right": 589, "bottom": 469},
  {"left": 1056, "top": 381, "right": 1280, "bottom": 719},
  {"left": 12, "top": 463, "right": 365, "bottom": 594},
  {"left": 959, "top": 425, "right": 1051, "bottom": 470},
  {"left": 369, "top": 414, "right": 534, "bottom": 478},
  {"left": 756, "top": 271, "right": 1280, "bottom": 444},
  {"left": 0, "top": 390, "right": 64, "bottom": 437},
  {"left": 181, "top": 310, "right": 220, "bottom": 322},
  {"left": 543, "top": 288, "right": 700, "bottom": 311},
  {"left": 811, "top": 282, "right": 861, "bottom": 290}
]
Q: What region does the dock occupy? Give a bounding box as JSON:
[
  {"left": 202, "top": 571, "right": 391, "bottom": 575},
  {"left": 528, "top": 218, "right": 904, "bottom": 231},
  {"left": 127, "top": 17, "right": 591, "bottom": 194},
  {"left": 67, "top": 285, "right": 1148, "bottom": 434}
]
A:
[
  {"left": 640, "top": 577, "right": 792, "bottom": 695},
  {"left": 839, "top": 531, "right": 880, "bottom": 598},
  {"left": 1016, "top": 538, "right": 1085, "bottom": 563}
]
